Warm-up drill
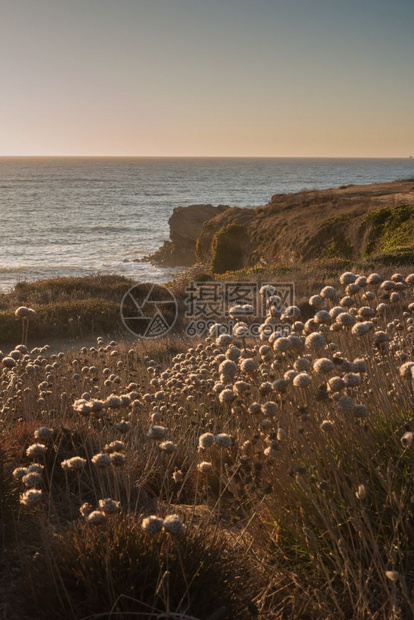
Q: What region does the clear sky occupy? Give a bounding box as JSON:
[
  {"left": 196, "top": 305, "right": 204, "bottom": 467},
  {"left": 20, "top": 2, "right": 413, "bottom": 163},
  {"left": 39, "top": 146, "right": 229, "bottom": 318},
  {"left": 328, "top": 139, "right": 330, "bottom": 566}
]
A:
[{"left": 1, "top": 0, "right": 413, "bottom": 157}]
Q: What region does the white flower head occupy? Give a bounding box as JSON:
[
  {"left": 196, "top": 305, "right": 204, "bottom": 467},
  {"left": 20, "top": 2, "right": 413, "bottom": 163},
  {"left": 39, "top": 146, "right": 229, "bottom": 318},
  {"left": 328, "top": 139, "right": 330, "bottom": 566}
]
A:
[
  {"left": 163, "top": 514, "right": 184, "bottom": 535},
  {"left": 197, "top": 461, "right": 212, "bottom": 473},
  {"left": 92, "top": 452, "right": 111, "bottom": 468},
  {"left": 198, "top": 432, "right": 215, "bottom": 449},
  {"left": 215, "top": 433, "right": 233, "bottom": 448},
  {"left": 98, "top": 498, "right": 120, "bottom": 514},
  {"left": 87, "top": 510, "right": 106, "bottom": 525},
  {"left": 26, "top": 443, "right": 47, "bottom": 458},
  {"left": 20, "top": 488, "right": 43, "bottom": 507},
  {"left": 142, "top": 515, "right": 164, "bottom": 535}
]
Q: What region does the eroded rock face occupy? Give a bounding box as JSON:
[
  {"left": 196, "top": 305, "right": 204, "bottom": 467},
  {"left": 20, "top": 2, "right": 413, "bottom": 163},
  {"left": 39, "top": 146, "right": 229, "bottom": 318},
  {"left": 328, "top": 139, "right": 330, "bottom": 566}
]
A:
[
  {"left": 147, "top": 204, "right": 229, "bottom": 266},
  {"left": 148, "top": 180, "right": 414, "bottom": 271}
]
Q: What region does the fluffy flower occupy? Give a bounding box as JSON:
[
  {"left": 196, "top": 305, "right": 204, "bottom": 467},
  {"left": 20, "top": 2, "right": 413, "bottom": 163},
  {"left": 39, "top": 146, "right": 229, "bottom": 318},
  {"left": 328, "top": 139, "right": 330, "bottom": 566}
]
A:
[
  {"left": 339, "top": 272, "right": 356, "bottom": 285},
  {"left": 34, "top": 427, "right": 54, "bottom": 441},
  {"left": 20, "top": 488, "right": 43, "bottom": 507},
  {"left": 61, "top": 457, "right": 86, "bottom": 471},
  {"left": 328, "top": 376, "right": 345, "bottom": 392},
  {"left": 79, "top": 502, "right": 93, "bottom": 517},
  {"left": 115, "top": 419, "right": 131, "bottom": 433},
  {"left": 219, "top": 389, "right": 235, "bottom": 403},
  {"left": 336, "top": 395, "right": 355, "bottom": 414},
  {"left": 197, "top": 461, "right": 212, "bottom": 473},
  {"left": 198, "top": 432, "right": 215, "bottom": 449},
  {"left": 13, "top": 467, "right": 28, "bottom": 480},
  {"left": 336, "top": 312, "right": 355, "bottom": 327},
  {"left": 305, "top": 332, "right": 326, "bottom": 350},
  {"left": 313, "top": 358, "right": 334, "bottom": 374},
  {"left": 22, "top": 472, "right": 42, "bottom": 487},
  {"left": 401, "top": 432, "right": 413, "bottom": 448},
  {"left": 159, "top": 441, "right": 177, "bottom": 453},
  {"left": 309, "top": 295, "right": 323, "bottom": 308},
  {"left": 26, "top": 443, "right": 47, "bottom": 458},
  {"left": 219, "top": 359, "right": 237, "bottom": 377},
  {"left": 343, "top": 372, "right": 361, "bottom": 387},
  {"left": 147, "top": 425, "right": 167, "bottom": 440},
  {"left": 314, "top": 310, "right": 331, "bottom": 324},
  {"left": 110, "top": 452, "right": 126, "bottom": 466},
  {"left": 163, "top": 514, "right": 184, "bottom": 535},
  {"left": 293, "top": 372, "right": 312, "bottom": 388},
  {"left": 91, "top": 452, "right": 111, "bottom": 467},
  {"left": 142, "top": 515, "right": 164, "bottom": 535},
  {"left": 320, "top": 286, "right": 336, "bottom": 299},
  {"left": 320, "top": 420, "right": 334, "bottom": 432},
  {"left": 104, "top": 440, "right": 125, "bottom": 453},
  {"left": 98, "top": 498, "right": 120, "bottom": 514},
  {"left": 87, "top": 510, "right": 106, "bottom": 525},
  {"left": 215, "top": 433, "right": 233, "bottom": 448},
  {"left": 240, "top": 358, "right": 258, "bottom": 373},
  {"left": 351, "top": 321, "right": 374, "bottom": 337}
]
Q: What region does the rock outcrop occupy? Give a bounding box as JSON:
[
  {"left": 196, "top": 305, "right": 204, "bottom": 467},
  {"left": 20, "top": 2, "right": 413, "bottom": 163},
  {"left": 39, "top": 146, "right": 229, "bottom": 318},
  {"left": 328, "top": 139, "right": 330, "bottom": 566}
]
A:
[
  {"left": 195, "top": 180, "right": 414, "bottom": 272},
  {"left": 147, "top": 204, "right": 229, "bottom": 266},
  {"left": 150, "top": 180, "right": 414, "bottom": 273}
]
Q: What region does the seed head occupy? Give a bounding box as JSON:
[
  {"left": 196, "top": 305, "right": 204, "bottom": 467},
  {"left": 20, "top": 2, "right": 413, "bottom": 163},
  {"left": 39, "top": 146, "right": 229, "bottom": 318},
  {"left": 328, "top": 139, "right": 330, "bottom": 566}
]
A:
[
  {"left": 87, "top": 510, "right": 106, "bottom": 525},
  {"left": 142, "top": 515, "right": 164, "bottom": 535},
  {"left": 34, "top": 427, "right": 54, "bottom": 441},
  {"left": 61, "top": 457, "right": 86, "bottom": 471},
  {"left": 401, "top": 432, "right": 413, "bottom": 448},
  {"left": 79, "top": 502, "right": 93, "bottom": 517},
  {"left": 26, "top": 443, "right": 47, "bottom": 458},
  {"left": 355, "top": 484, "right": 366, "bottom": 500},
  {"left": 20, "top": 488, "right": 43, "bottom": 507},
  {"left": 197, "top": 461, "right": 212, "bottom": 473},
  {"left": 198, "top": 432, "right": 215, "bottom": 449},
  {"left": 147, "top": 425, "right": 167, "bottom": 440},
  {"left": 22, "top": 472, "right": 42, "bottom": 487},
  {"left": 92, "top": 452, "right": 111, "bottom": 468},
  {"left": 110, "top": 452, "right": 126, "bottom": 466},
  {"left": 159, "top": 441, "right": 177, "bottom": 453},
  {"left": 163, "top": 514, "right": 184, "bottom": 535},
  {"left": 215, "top": 433, "right": 233, "bottom": 448},
  {"left": 98, "top": 498, "right": 120, "bottom": 514}
]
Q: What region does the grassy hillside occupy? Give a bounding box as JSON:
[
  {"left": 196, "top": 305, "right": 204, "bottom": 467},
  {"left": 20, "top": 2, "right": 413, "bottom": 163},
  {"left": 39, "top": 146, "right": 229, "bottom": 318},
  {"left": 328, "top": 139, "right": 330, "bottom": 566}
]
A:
[{"left": 194, "top": 181, "right": 414, "bottom": 273}]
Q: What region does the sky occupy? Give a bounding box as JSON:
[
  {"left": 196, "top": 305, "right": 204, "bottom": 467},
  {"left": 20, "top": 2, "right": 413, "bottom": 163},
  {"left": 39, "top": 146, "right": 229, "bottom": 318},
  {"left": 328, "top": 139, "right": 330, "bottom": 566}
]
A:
[{"left": 0, "top": 0, "right": 413, "bottom": 157}]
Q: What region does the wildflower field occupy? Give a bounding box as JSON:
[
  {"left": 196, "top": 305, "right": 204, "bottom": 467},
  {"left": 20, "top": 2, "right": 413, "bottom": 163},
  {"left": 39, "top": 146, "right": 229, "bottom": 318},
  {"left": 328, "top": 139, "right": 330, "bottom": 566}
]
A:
[{"left": 1, "top": 268, "right": 414, "bottom": 619}]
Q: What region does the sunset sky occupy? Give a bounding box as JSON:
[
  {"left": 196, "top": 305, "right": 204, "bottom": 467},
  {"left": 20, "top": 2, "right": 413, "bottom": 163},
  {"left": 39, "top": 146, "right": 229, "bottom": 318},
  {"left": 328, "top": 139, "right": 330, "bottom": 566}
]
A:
[{"left": 1, "top": 0, "right": 413, "bottom": 157}]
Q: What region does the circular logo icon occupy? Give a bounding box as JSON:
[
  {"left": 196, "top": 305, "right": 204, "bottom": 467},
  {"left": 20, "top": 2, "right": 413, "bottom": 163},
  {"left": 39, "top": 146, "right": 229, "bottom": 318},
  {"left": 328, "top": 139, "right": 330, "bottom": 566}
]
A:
[{"left": 120, "top": 283, "right": 178, "bottom": 339}]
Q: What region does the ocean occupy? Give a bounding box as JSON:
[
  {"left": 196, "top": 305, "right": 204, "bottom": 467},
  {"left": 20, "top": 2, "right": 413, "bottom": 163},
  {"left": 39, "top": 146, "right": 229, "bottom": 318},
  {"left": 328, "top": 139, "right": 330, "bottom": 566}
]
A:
[{"left": 0, "top": 157, "right": 413, "bottom": 292}]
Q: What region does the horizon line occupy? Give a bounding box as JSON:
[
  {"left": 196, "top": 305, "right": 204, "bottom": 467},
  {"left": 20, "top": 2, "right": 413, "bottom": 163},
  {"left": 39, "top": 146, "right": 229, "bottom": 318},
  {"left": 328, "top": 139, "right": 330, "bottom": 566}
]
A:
[{"left": 0, "top": 155, "right": 413, "bottom": 159}]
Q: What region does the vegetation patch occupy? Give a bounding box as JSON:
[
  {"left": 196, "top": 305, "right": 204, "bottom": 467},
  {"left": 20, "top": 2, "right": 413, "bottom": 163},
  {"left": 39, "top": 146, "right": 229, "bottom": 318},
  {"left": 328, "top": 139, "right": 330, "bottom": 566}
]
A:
[
  {"left": 0, "top": 275, "right": 135, "bottom": 345},
  {"left": 363, "top": 204, "right": 414, "bottom": 259},
  {"left": 210, "top": 224, "right": 250, "bottom": 274}
]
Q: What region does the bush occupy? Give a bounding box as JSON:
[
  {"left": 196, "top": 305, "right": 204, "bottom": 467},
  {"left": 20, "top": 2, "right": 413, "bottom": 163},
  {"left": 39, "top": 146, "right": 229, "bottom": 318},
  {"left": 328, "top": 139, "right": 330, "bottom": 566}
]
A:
[{"left": 23, "top": 515, "right": 256, "bottom": 620}]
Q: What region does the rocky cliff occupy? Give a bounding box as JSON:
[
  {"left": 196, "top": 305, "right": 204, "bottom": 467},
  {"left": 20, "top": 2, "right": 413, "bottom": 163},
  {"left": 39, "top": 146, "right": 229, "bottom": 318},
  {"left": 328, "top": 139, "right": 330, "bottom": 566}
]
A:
[
  {"left": 147, "top": 204, "right": 229, "bottom": 266},
  {"left": 151, "top": 180, "right": 414, "bottom": 272}
]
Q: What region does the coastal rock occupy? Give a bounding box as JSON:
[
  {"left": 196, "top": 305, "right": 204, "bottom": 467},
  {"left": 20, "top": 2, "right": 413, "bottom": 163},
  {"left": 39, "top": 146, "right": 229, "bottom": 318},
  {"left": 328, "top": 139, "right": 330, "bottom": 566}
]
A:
[
  {"left": 196, "top": 180, "right": 414, "bottom": 271},
  {"left": 150, "top": 180, "right": 414, "bottom": 272},
  {"left": 147, "top": 204, "right": 229, "bottom": 266}
]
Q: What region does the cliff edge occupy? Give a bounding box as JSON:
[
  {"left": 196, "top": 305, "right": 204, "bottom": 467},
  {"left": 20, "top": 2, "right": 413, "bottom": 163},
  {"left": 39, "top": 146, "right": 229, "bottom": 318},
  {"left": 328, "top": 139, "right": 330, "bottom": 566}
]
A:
[{"left": 150, "top": 180, "right": 414, "bottom": 272}]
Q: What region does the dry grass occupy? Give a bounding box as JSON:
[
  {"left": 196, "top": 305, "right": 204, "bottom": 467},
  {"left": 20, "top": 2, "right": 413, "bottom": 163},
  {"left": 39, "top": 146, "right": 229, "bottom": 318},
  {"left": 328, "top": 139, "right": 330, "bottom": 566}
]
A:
[
  {"left": 0, "top": 267, "right": 414, "bottom": 618},
  {"left": 0, "top": 275, "right": 136, "bottom": 345}
]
